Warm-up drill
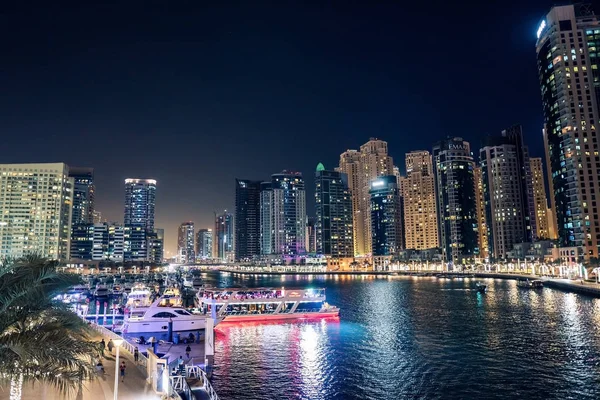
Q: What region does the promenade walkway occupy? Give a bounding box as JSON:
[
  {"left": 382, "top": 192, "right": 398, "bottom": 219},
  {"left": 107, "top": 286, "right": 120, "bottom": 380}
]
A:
[{"left": 4, "top": 334, "right": 160, "bottom": 400}]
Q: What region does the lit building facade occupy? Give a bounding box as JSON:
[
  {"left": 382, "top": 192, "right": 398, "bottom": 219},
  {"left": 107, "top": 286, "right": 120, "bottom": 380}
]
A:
[
  {"left": 123, "top": 178, "right": 156, "bottom": 261},
  {"left": 0, "top": 163, "right": 73, "bottom": 260},
  {"left": 402, "top": 151, "right": 438, "bottom": 250},
  {"left": 260, "top": 182, "right": 273, "bottom": 255},
  {"left": 196, "top": 228, "right": 213, "bottom": 259},
  {"left": 530, "top": 157, "right": 551, "bottom": 239},
  {"left": 433, "top": 138, "right": 479, "bottom": 264},
  {"left": 271, "top": 171, "right": 306, "bottom": 257},
  {"left": 315, "top": 163, "right": 354, "bottom": 258},
  {"left": 214, "top": 211, "right": 234, "bottom": 262},
  {"left": 235, "top": 179, "right": 262, "bottom": 261},
  {"left": 370, "top": 175, "right": 404, "bottom": 256},
  {"left": 473, "top": 166, "right": 489, "bottom": 260},
  {"left": 177, "top": 222, "right": 195, "bottom": 263},
  {"left": 92, "top": 223, "right": 124, "bottom": 262},
  {"left": 337, "top": 149, "right": 363, "bottom": 256},
  {"left": 480, "top": 126, "right": 536, "bottom": 259},
  {"left": 305, "top": 217, "right": 317, "bottom": 254},
  {"left": 536, "top": 4, "right": 600, "bottom": 259}
]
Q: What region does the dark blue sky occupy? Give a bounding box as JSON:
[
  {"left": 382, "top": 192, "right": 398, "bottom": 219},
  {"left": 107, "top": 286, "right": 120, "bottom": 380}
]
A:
[{"left": 1, "top": 1, "right": 594, "bottom": 255}]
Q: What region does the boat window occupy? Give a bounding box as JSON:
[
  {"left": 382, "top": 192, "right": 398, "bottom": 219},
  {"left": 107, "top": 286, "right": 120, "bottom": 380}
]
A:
[
  {"left": 174, "top": 310, "right": 191, "bottom": 316},
  {"left": 151, "top": 312, "right": 177, "bottom": 318}
]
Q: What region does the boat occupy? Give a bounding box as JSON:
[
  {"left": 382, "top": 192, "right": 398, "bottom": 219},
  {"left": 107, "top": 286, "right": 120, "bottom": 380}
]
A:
[
  {"left": 122, "top": 300, "right": 214, "bottom": 334},
  {"left": 196, "top": 287, "right": 340, "bottom": 323},
  {"left": 159, "top": 287, "right": 183, "bottom": 307},
  {"left": 112, "top": 284, "right": 124, "bottom": 296},
  {"left": 93, "top": 284, "right": 112, "bottom": 297},
  {"left": 517, "top": 279, "right": 544, "bottom": 289},
  {"left": 475, "top": 282, "right": 487, "bottom": 293},
  {"left": 192, "top": 277, "right": 203, "bottom": 287},
  {"left": 67, "top": 284, "right": 90, "bottom": 297},
  {"left": 125, "top": 284, "right": 154, "bottom": 308},
  {"left": 183, "top": 275, "right": 194, "bottom": 288}
]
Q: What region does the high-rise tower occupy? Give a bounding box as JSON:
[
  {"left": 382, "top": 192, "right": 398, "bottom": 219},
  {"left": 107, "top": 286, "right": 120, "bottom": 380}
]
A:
[
  {"left": 530, "top": 157, "right": 551, "bottom": 239},
  {"left": 337, "top": 150, "right": 363, "bottom": 255},
  {"left": 433, "top": 138, "right": 479, "bottom": 265},
  {"left": 315, "top": 163, "right": 354, "bottom": 258},
  {"left": 235, "top": 179, "right": 262, "bottom": 261},
  {"left": 123, "top": 178, "right": 156, "bottom": 261},
  {"left": 177, "top": 222, "right": 195, "bottom": 263},
  {"left": 536, "top": 4, "right": 600, "bottom": 259},
  {"left": 402, "top": 151, "right": 438, "bottom": 250}
]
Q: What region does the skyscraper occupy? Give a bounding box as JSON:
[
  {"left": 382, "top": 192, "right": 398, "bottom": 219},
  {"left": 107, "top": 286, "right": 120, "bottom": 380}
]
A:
[
  {"left": 69, "top": 167, "right": 94, "bottom": 226},
  {"left": 123, "top": 178, "right": 156, "bottom": 261},
  {"left": 338, "top": 139, "right": 394, "bottom": 256},
  {"left": 337, "top": 149, "right": 363, "bottom": 256},
  {"left": 473, "top": 166, "right": 489, "bottom": 260},
  {"left": 196, "top": 228, "right": 213, "bottom": 259},
  {"left": 305, "top": 217, "right": 317, "bottom": 254},
  {"left": 433, "top": 138, "right": 479, "bottom": 264},
  {"left": 530, "top": 157, "right": 550, "bottom": 239},
  {"left": 235, "top": 179, "right": 262, "bottom": 261},
  {"left": 213, "top": 211, "right": 234, "bottom": 262},
  {"left": 271, "top": 171, "right": 306, "bottom": 256},
  {"left": 315, "top": 163, "right": 354, "bottom": 258},
  {"left": 402, "top": 151, "right": 438, "bottom": 250},
  {"left": 0, "top": 163, "right": 73, "bottom": 260},
  {"left": 148, "top": 228, "right": 164, "bottom": 264},
  {"left": 259, "top": 182, "right": 273, "bottom": 255},
  {"left": 177, "top": 222, "right": 195, "bottom": 263},
  {"left": 360, "top": 139, "right": 394, "bottom": 255},
  {"left": 370, "top": 175, "right": 404, "bottom": 256},
  {"left": 92, "top": 223, "right": 125, "bottom": 262},
  {"left": 480, "top": 126, "right": 536, "bottom": 259},
  {"left": 536, "top": 4, "right": 600, "bottom": 259}
]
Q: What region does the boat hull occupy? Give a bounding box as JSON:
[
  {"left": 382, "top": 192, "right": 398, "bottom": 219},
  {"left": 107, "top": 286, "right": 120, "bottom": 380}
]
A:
[
  {"left": 221, "top": 310, "right": 340, "bottom": 323},
  {"left": 123, "top": 318, "right": 207, "bottom": 333}
]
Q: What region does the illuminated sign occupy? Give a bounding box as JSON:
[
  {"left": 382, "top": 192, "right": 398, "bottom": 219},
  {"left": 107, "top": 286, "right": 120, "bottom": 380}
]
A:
[
  {"left": 537, "top": 20, "right": 546, "bottom": 39},
  {"left": 448, "top": 143, "right": 466, "bottom": 151},
  {"left": 372, "top": 180, "right": 385, "bottom": 187}
]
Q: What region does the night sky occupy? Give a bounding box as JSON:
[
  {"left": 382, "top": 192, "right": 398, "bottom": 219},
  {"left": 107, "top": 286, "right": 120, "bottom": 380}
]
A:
[{"left": 2, "top": 1, "right": 597, "bottom": 256}]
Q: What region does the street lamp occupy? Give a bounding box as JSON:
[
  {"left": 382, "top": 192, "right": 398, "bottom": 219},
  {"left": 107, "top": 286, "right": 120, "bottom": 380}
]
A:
[{"left": 112, "top": 339, "right": 124, "bottom": 400}]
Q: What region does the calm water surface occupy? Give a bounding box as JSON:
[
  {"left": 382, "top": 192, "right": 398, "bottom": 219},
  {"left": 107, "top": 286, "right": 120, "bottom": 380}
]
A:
[{"left": 204, "top": 272, "right": 600, "bottom": 399}]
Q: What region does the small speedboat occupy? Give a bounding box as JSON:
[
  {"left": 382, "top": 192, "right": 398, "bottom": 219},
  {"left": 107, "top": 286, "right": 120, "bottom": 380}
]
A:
[
  {"left": 475, "top": 282, "right": 487, "bottom": 293},
  {"left": 517, "top": 279, "right": 543, "bottom": 289}
]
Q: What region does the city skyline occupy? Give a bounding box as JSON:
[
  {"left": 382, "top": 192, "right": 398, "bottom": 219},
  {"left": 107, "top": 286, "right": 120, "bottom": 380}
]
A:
[{"left": 0, "top": 1, "right": 581, "bottom": 254}]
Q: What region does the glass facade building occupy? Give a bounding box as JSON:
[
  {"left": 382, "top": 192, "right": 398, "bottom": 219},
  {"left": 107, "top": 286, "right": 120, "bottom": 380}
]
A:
[
  {"left": 369, "top": 175, "right": 404, "bottom": 256},
  {"left": 123, "top": 178, "right": 156, "bottom": 261},
  {"left": 235, "top": 179, "right": 262, "bottom": 261}
]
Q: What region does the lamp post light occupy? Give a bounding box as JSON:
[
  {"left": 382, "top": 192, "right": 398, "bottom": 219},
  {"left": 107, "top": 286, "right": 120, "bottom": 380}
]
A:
[{"left": 112, "top": 339, "right": 124, "bottom": 400}]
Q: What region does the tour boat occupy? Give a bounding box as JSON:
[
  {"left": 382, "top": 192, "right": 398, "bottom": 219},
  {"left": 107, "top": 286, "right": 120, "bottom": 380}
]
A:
[
  {"left": 121, "top": 299, "right": 214, "bottom": 334},
  {"left": 517, "top": 279, "right": 544, "bottom": 289},
  {"left": 125, "top": 284, "right": 153, "bottom": 308},
  {"left": 196, "top": 287, "right": 340, "bottom": 323}
]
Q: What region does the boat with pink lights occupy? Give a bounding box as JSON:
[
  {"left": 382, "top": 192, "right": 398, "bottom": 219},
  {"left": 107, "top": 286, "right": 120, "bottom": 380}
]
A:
[{"left": 196, "top": 287, "right": 340, "bottom": 322}]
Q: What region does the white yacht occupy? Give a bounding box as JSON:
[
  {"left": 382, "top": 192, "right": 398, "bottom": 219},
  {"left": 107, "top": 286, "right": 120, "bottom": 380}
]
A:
[
  {"left": 125, "top": 284, "right": 153, "bottom": 308},
  {"left": 196, "top": 287, "right": 340, "bottom": 323},
  {"left": 67, "top": 284, "right": 90, "bottom": 297},
  {"left": 122, "top": 300, "right": 214, "bottom": 334}
]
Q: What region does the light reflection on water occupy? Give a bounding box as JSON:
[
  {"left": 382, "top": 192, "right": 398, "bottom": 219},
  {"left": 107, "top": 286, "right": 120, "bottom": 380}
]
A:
[{"left": 209, "top": 273, "right": 600, "bottom": 399}]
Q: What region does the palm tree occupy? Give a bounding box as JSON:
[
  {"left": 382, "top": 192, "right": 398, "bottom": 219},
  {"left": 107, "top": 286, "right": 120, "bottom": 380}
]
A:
[{"left": 0, "top": 255, "right": 101, "bottom": 400}]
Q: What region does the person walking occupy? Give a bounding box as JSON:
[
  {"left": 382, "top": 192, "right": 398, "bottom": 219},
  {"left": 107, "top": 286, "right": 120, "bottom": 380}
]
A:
[
  {"left": 107, "top": 339, "right": 114, "bottom": 354},
  {"left": 120, "top": 361, "right": 126, "bottom": 382},
  {"left": 185, "top": 345, "right": 191, "bottom": 359},
  {"left": 134, "top": 347, "right": 139, "bottom": 364}
]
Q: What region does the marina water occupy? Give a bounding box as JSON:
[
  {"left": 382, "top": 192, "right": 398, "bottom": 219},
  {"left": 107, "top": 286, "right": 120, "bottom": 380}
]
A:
[{"left": 205, "top": 272, "right": 600, "bottom": 400}]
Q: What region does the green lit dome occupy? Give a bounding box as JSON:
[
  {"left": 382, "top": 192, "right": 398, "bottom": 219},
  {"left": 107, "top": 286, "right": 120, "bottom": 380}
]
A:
[{"left": 316, "top": 162, "right": 325, "bottom": 172}]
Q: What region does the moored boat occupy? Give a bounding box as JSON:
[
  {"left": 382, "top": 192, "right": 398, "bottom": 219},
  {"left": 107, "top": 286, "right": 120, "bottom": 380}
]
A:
[
  {"left": 122, "top": 299, "right": 214, "bottom": 334},
  {"left": 517, "top": 279, "right": 544, "bottom": 289},
  {"left": 196, "top": 287, "right": 340, "bottom": 323}
]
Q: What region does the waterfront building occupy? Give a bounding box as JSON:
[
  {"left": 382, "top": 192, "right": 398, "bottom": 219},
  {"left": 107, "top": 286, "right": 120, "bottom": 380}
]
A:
[
  {"left": 536, "top": 4, "right": 600, "bottom": 259},
  {"left": 530, "top": 157, "right": 551, "bottom": 239},
  {"left": 0, "top": 163, "right": 73, "bottom": 260},
  {"left": 123, "top": 178, "right": 156, "bottom": 261},
  {"left": 69, "top": 167, "right": 94, "bottom": 226},
  {"left": 480, "top": 126, "right": 536, "bottom": 259},
  {"left": 196, "top": 228, "right": 213, "bottom": 259},
  {"left": 259, "top": 182, "right": 273, "bottom": 255},
  {"left": 402, "top": 151, "right": 438, "bottom": 251},
  {"left": 271, "top": 171, "right": 307, "bottom": 256},
  {"left": 148, "top": 228, "right": 164, "bottom": 264},
  {"left": 214, "top": 211, "right": 234, "bottom": 262},
  {"left": 473, "top": 166, "right": 489, "bottom": 260},
  {"left": 92, "top": 210, "right": 102, "bottom": 224},
  {"left": 337, "top": 139, "right": 394, "bottom": 256},
  {"left": 369, "top": 175, "right": 404, "bottom": 257},
  {"left": 315, "top": 163, "right": 354, "bottom": 258},
  {"left": 177, "top": 222, "right": 195, "bottom": 263},
  {"left": 70, "top": 223, "right": 94, "bottom": 260},
  {"left": 433, "top": 138, "right": 479, "bottom": 264},
  {"left": 305, "top": 217, "right": 317, "bottom": 254},
  {"left": 337, "top": 149, "right": 363, "bottom": 256},
  {"left": 92, "top": 223, "right": 124, "bottom": 262},
  {"left": 235, "top": 179, "right": 262, "bottom": 261},
  {"left": 547, "top": 207, "right": 558, "bottom": 240}
]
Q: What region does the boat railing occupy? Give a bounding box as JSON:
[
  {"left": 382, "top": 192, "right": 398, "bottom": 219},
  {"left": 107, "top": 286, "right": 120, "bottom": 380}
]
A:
[{"left": 83, "top": 318, "right": 148, "bottom": 373}]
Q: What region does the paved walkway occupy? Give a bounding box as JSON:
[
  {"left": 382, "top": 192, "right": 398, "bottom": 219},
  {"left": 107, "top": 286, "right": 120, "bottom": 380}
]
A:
[{"left": 3, "top": 337, "right": 160, "bottom": 400}]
